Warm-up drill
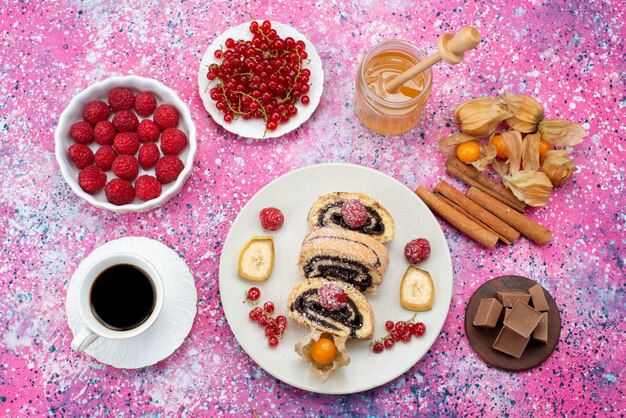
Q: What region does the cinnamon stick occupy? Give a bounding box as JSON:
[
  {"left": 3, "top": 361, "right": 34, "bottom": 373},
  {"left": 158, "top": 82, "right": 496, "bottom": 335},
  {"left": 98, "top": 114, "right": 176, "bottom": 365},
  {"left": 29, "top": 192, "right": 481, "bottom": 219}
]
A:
[
  {"left": 435, "top": 192, "right": 512, "bottom": 244},
  {"left": 445, "top": 157, "right": 526, "bottom": 212},
  {"left": 415, "top": 186, "right": 498, "bottom": 249},
  {"left": 466, "top": 187, "right": 551, "bottom": 245},
  {"left": 434, "top": 180, "right": 521, "bottom": 244}
]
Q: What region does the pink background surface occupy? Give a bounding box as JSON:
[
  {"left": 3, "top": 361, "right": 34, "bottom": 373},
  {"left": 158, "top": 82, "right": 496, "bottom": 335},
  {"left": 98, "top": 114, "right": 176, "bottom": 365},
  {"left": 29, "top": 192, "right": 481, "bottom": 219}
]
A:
[{"left": 1, "top": 0, "right": 624, "bottom": 416}]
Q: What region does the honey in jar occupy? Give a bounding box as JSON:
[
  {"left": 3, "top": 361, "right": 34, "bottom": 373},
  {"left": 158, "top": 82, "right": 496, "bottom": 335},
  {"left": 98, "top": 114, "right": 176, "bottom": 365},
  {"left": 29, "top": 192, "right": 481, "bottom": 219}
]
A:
[{"left": 354, "top": 40, "right": 432, "bottom": 135}]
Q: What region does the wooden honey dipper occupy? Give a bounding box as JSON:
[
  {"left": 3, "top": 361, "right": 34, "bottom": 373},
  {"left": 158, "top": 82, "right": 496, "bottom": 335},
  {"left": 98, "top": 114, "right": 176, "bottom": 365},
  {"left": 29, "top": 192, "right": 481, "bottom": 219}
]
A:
[{"left": 379, "top": 27, "right": 481, "bottom": 96}]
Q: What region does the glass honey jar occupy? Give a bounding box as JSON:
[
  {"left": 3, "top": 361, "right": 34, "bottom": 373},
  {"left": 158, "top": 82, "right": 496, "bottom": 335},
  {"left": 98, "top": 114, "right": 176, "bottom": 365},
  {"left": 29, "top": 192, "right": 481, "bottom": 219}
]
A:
[{"left": 354, "top": 40, "right": 432, "bottom": 135}]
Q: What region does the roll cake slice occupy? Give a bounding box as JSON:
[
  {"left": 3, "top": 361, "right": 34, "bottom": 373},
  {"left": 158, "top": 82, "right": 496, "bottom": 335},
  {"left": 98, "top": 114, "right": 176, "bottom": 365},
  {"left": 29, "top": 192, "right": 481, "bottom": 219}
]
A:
[
  {"left": 307, "top": 192, "right": 395, "bottom": 243},
  {"left": 287, "top": 278, "right": 374, "bottom": 339},
  {"left": 298, "top": 227, "right": 389, "bottom": 294}
]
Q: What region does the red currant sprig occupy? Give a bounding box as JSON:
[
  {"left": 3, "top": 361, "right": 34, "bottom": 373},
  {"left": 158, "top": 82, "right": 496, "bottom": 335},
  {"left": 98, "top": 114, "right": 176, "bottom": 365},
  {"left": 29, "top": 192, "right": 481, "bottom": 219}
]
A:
[
  {"left": 206, "top": 20, "right": 312, "bottom": 134},
  {"left": 371, "top": 314, "right": 426, "bottom": 353},
  {"left": 244, "top": 287, "right": 287, "bottom": 348}
]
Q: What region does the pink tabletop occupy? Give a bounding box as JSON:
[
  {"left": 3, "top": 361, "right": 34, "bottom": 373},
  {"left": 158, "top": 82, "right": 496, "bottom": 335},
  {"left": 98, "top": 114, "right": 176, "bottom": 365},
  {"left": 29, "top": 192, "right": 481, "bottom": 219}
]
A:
[{"left": 1, "top": 1, "right": 624, "bottom": 416}]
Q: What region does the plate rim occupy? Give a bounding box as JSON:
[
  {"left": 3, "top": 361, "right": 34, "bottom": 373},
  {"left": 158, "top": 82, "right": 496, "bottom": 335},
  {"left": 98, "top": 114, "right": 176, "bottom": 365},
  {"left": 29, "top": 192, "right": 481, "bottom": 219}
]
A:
[{"left": 218, "top": 162, "right": 453, "bottom": 394}]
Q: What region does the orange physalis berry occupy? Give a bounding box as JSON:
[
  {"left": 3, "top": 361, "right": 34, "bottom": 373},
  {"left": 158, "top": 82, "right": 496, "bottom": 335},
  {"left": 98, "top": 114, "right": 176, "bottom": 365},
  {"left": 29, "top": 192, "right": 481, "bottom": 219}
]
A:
[{"left": 456, "top": 141, "right": 481, "bottom": 163}]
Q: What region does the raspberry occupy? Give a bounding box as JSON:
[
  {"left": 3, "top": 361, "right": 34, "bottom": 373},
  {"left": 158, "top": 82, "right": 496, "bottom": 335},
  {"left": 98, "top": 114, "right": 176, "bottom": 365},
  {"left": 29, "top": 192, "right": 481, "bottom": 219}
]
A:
[
  {"left": 341, "top": 199, "right": 369, "bottom": 229},
  {"left": 134, "top": 92, "right": 157, "bottom": 116},
  {"left": 259, "top": 207, "right": 284, "bottom": 231},
  {"left": 318, "top": 283, "right": 347, "bottom": 311},
  {"left": 82, "top": 101, "right": 111, "bottom": 125},
  {"left": 68, "top": 144, "right": 94, "bottom": 169},
  {"left": 136, "top": 119, "right": 161, "bottom": 143},
  {"left": 94, "top": 145, "right": 117, "bottom": 171},
  {"left": 93, "top": 120, "right": 117, "bottom": 145},
  {"left": 69, "top": 121, "right": 94, "bottom": 144},
  {"left": 108, "top": 87, "right": 135, "bottom": 112},
  {"left": 112, "top": 110, "right": 139, "bottom": 132},
  {"left": 113, "top": 132, "right": 140, "bottom": 155},
  {"left": 155, "top": 155, "right": 184, "bottom": 184},
  {"left": 78, "top": 165, "right": 107, "bottom": 194},
  {"left": 135, "top": 175, "right": 162, "bottom": 201},
  {"left": 105, "top": 178, "right": 135, "bottom": 205},
  {"left": 160, "top": 128, "right": 188, "bottom": 155},
  {"left": 153, "top": 104, "right": 179, "bottom": 130},
  {"left": 138, "top": 143, "right": 160, "bottom": 169},
  {"left": 112, "top": 154, "right": 139, "bottom": 181},
  {"left": 404, "top": 238, "right": 431, "bottom": 264}
]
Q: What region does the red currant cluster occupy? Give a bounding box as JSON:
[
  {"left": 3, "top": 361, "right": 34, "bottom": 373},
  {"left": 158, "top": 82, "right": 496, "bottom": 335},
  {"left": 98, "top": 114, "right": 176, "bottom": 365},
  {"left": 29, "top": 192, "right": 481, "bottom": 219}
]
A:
[
  {"left": 206, "top": 20, "right": 311, "bottom": 132},
  {"left": 245, "top": 287, "right": 287, "bottom": 348},
  {"left": 371, "top": 318, "right": 426, "bottom": 353}
]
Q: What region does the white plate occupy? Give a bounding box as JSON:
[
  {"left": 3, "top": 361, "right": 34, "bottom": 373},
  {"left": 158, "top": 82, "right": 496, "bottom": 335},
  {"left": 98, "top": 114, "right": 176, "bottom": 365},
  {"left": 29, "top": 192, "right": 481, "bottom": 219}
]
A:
[
  {"left": 55, "top": 76, "right": 197, "bottom": 213},
  {"left": 198, "top": 21, "right": 324, "bottom": 139},
  {"left": 66, "top": 237, "right": 197, "bottom": 369},
  {"left": 219, "top": 163, "right": 453, "bottom": 394}
]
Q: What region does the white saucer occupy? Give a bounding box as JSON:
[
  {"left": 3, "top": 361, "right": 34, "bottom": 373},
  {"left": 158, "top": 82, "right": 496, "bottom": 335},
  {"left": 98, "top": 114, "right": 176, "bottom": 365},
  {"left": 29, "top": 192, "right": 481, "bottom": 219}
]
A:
[
  {"left": 66, "top": 237, "right": 197, "bottom": 369},
  {"left": 198, "top": 21, "right": 324, "bottom": 139}
]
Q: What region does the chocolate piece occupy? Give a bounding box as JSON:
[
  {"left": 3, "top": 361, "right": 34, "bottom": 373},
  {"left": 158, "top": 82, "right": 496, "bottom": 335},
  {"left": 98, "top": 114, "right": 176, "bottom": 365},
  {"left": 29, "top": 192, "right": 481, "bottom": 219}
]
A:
[
  {"left": 496, "top": 291, "right": 531, "bottom": 308},
  {"left": 503, "top": 300, "right": 542, "bottom": 338},
  {"left": 504, "top": 308, "right": 511, "bottom": 320},
  {"left": 473, "top": 298, "right": 503, "bottom": 328},
  {"left": 492, "top": 325, "right": 530, "bottom": 358},
  {"left": 528, "top": 284, "right": 550, "bottom": 312},
  {"left": 533, "top": 312, "right": 549, "bottom": 344}
]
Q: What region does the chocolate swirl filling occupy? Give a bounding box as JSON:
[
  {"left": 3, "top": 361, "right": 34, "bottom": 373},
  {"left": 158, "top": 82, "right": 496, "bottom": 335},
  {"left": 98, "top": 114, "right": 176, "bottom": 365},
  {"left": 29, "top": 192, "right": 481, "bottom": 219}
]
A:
[
  {"left": 303, "top": 255, "right": 372, "bottom": 291},
  {"left": 289, "top": 289, "right": 364, "bottom": 338},
  {"left": 317, "top": 202, "right": 384, "bottom": 235}
]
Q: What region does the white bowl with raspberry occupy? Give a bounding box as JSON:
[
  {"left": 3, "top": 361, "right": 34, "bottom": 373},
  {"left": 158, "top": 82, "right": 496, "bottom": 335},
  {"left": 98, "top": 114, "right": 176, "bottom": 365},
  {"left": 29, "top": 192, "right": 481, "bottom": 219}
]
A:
[{"left": 55, "top": 76, "right": 197, "bottom": 213}]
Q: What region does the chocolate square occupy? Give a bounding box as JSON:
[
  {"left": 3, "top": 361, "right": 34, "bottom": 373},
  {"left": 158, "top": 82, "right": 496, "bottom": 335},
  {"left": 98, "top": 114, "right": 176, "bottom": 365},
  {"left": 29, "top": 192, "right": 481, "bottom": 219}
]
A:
[
  {"left": 529, "top": 284, "right": 550, "bottom": 312},
  {"left": 533, "top": 312, "right": 549, "bottom": 344},
  {"left": 503, "top": 300, "right": 542, "bottom": 338},
  {"left": 492, "top": 325, "right": 530, "bottom": 358},
  {"left": 473, "top": 298, "right": 503, "bottom": 328},
  {"left": 496, "top": 291, "right": 531, "bottom": 308}
]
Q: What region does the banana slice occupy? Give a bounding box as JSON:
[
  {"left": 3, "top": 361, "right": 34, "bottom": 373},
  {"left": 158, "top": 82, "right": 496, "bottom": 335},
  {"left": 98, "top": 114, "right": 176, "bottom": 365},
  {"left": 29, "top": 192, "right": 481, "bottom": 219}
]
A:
[
  {"left": 400, "top": 266, "right": 435, "bottom": 311},
  {"left": 238, "top": 236, "right": 274, "bottom": 282}
]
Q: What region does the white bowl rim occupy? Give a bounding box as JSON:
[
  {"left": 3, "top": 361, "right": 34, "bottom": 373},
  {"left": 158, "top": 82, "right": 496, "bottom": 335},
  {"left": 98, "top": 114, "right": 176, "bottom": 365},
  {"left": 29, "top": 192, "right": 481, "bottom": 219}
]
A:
[{"left": 54, "top": 75, "right": 197, "bottom": 213}]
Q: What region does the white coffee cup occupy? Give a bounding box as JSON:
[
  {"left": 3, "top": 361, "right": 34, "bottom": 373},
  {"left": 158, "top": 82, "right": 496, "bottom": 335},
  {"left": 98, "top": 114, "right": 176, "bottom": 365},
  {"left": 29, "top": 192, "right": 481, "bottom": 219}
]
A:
[{"left": 71, "top": 253, "right": 164, "bottom": 352}]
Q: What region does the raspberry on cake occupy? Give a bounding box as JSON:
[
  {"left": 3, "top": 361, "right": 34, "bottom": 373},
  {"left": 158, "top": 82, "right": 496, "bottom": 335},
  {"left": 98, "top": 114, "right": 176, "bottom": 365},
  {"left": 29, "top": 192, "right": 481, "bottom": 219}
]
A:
[
  {"left": 135, "top": 92, "right": 157, "bottom": 116},
  {"left": 108, "top": 87, "right": 135, "bottom": 112},
  {"left": 111, "top": 155, "right": 139, "bottom": 181},
  {"left": 160, "top": 128, "right": 188, "bottom": 155},
  {"left": 113, "top": 132, "right": 140, "bottom": 155},
  {"left": 93, "top": 120, "right": 117, "bottom": 145},
  {"left": 112, "top": 109, "right": 139, "bottom": 132},
  {"left": 137, "top": 119, "right": 161, "bottom": 143},
  {"left": 94, "top": 145, "right": 117, "bottom": 171},
  {"left": 105, "top": 178, "right": 135, "bottom": 205},
  {"left": 69, "top": 121, "right": 94, "bottom": 144},
  {"left": 68, "top": 144, "right": 94, "bottom": 169},
  {"left": 138, "top": 143, "right": 160, "bottom": 169},
  {"left": 78, "top": 165, "right": 107, "bottom": 194},
  {"left": 153, "top": 104, "right": 179, "bottom": 130},
  {"left": 155, "top": 155, "right": 184, "bottom": 184},
  {"left": 82, "top": 101, "right": 111, "bottom": 125}
]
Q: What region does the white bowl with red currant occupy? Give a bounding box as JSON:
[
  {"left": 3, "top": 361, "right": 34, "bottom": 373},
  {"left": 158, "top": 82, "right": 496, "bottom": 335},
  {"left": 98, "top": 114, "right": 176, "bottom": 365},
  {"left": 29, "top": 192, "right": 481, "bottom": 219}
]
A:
[
  {"left": 198, "top": 20, "right": 324, "bottom": 139},
  {"left": 55, "top": 76, "right": 197, "bottom": 213}
]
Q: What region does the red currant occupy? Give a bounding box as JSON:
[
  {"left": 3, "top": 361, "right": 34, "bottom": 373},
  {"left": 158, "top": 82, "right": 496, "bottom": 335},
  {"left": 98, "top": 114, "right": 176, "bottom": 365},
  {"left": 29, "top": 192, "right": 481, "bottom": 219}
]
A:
[
  {"left": 263, "top": 301, "right": 275, "bottom": 314},
  {"left": 268, "top": 335, "right": 279, "bottom": 348},
  {"left": 258, "top": 315, "right": 269, "bottom": 327},
  {"left": 265, "top": 325, "right": 278, "bottom": 337},
  {"left": 385, "top": 321, "right": 395, "bottom": 331},
  {"left": 372, "top": 342, "right": 384, "bottom": 353},
  {"left": 414, "top": 322, "right": 426, "bottom": 336},
  {"left": 301, "top": 95, "right": 310, "bottom": 105},
  {"left": 276, "top": 315, "right": 287, "bottom": 326},
  {"left": 384, "top": 337, "right": 395, "bottom": 349},
  {"left": 247, "top": 287, "right": 260, "bottom": 301}
]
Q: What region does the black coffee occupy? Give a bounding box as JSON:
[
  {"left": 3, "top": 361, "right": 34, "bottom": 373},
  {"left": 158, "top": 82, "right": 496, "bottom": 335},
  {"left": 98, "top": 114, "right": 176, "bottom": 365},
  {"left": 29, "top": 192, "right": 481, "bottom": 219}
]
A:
[{"left": 90, "top": 264, "right": 156, "bottom": 331}]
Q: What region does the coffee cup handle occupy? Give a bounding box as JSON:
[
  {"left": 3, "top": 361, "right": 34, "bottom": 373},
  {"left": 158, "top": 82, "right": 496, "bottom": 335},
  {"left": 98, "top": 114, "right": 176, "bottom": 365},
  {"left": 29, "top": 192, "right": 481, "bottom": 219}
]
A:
[{"left": 71, "top": 328, "right": 99, "bottom": 352}]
